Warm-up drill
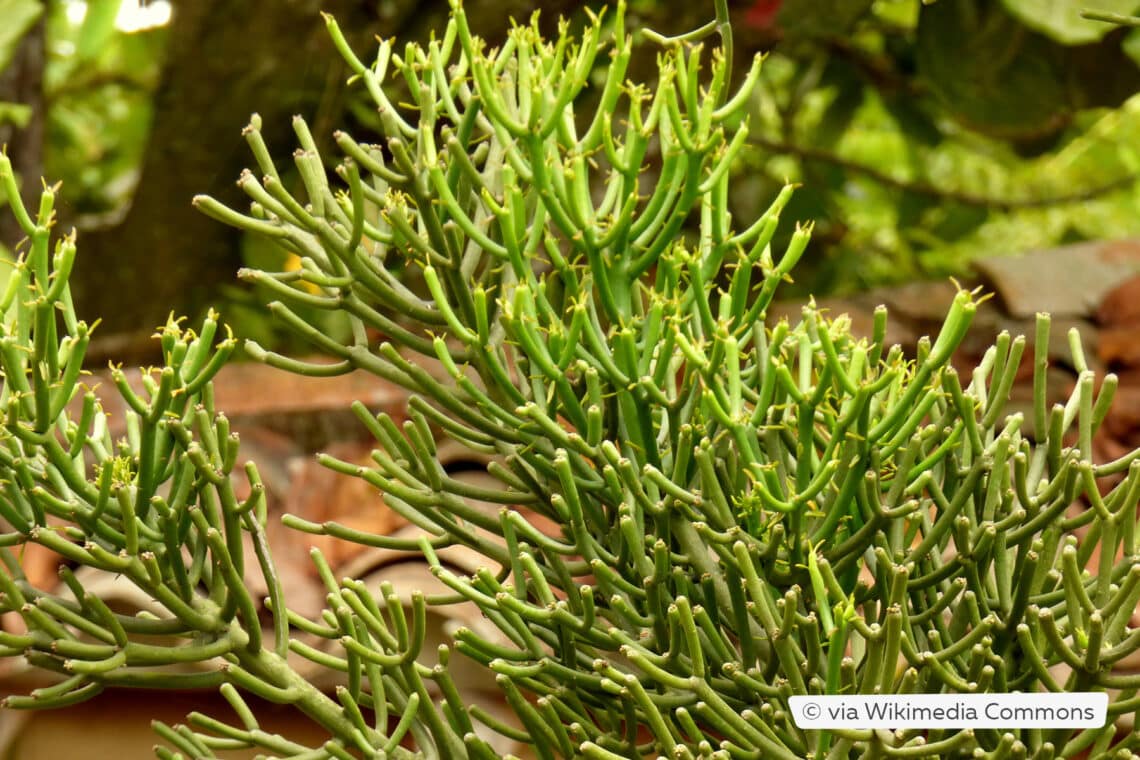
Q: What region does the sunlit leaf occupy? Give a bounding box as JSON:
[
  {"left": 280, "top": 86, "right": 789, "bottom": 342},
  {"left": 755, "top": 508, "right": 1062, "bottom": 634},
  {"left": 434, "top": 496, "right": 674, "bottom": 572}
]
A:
[
  {"left": 0, "top": 101, "right": 32, "bottom": 128},
  {"left": 0, "top": 0, "right": 43, "bottom": 72},
  {"left": 1001, "top": 0, "right": 1140, "bottom": 45},
  {"left": 75, "top": 0, "right": 123, "bottom": 63},
  {"left": 1124, "top": 27, "right": 1140, "bottom": 66},
  {"left": 0, "top": 241, "right": 12, "bottom": 302}
]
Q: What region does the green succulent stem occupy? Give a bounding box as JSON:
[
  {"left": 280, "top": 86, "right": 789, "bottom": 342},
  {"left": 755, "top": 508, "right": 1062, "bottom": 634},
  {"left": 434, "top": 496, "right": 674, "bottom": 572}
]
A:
[{"left": 1, "top": 4, "right": 1139, "bottom": 759}]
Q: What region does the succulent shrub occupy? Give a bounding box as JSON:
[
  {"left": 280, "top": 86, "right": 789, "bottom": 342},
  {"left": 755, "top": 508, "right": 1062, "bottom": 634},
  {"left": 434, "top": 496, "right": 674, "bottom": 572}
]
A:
[{"left": 3, "top": 2, "right": 1140, "bottom": 758}]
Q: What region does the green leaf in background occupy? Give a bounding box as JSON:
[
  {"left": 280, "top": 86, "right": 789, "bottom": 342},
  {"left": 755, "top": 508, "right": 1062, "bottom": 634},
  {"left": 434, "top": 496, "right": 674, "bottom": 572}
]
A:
[
  {"left": 0, "top": 0, "right": 43, "bottom": 72},
  {"left": 0, "top": 101, "right": 32, "bottom": 128},
  {"left": 1002, "top": 0, "right": 1140, "bottom": 44},
  {"left": 43, "top": 1, "right": 167, "bottom": 217},
  {"left": 1124, "top": 27, "right": 1140, "bottom": 65},
  {"left": 881, "top": 94, "right": 942, "bottom": 147},
  {"left": 75, "top": 0, "right": 123, "bottom": 64},
  {"left": 0, "top": 241, "right": 12, "bottom": 302},
  {"left": 916, "top": 0, "right": 1071, "bottom": 142},
  {"left": 812, "top": 62, "right": 866, "bottom": 148},
  {"left": 778, "top": 0, "right": 875, "bottom": 39}
]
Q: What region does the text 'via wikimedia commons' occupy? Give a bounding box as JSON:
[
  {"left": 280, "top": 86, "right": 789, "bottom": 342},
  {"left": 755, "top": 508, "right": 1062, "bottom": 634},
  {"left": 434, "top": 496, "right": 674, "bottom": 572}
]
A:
[{"left": 789, "top": 693, "right": 1108, "bottom": 729}]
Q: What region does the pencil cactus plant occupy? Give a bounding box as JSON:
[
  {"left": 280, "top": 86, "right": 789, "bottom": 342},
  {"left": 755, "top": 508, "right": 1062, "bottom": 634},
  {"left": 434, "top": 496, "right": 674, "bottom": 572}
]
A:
[{"left": 3, "top": 2, "right": 1140, "bottom": 758}]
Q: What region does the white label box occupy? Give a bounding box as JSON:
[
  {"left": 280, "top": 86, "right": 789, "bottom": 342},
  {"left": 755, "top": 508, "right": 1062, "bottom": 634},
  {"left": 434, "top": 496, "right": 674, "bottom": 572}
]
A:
[{"left": 789, "top": 693, "right": 1108, "bottom": 729}]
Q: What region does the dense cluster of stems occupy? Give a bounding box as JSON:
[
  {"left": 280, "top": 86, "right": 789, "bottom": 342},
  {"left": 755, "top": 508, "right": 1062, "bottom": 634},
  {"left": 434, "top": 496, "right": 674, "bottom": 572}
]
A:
[{"left": 2, "top": 2, "right": 1140, "bottom": 758}]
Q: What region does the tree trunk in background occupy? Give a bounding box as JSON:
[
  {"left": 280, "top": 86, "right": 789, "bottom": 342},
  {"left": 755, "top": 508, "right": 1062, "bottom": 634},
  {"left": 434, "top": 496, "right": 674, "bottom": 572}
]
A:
[
  {"left": 67, "top": 0, "right": 385, "bottom": 350},
  {"left": 63, "top": 0, "right": 611, "bottom": 360},
  {"left": 0, "top": 17, "right": 45, "bottom": 253}
]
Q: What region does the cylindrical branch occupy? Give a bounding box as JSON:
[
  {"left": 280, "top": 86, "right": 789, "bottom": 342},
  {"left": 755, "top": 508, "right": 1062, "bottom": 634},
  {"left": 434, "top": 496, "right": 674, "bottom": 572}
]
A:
[
  {"left": 0, "top": 174, "right": 301, "bottom": 713},
  {"left": 215, "top": 0, "right": 767, "bottom": 397},
  {"left": 663, "top": 295, "right": 1140, "bottom": 708},
  {"left": 186, "top": 2, "right": 1140, "bottom": 757}
]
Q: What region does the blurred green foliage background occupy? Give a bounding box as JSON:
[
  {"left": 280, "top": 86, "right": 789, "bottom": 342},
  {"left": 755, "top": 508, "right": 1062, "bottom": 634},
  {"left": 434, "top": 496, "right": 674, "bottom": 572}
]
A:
[{"left": 2, "top": 0, "right": 1140, "bottom": 358}]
